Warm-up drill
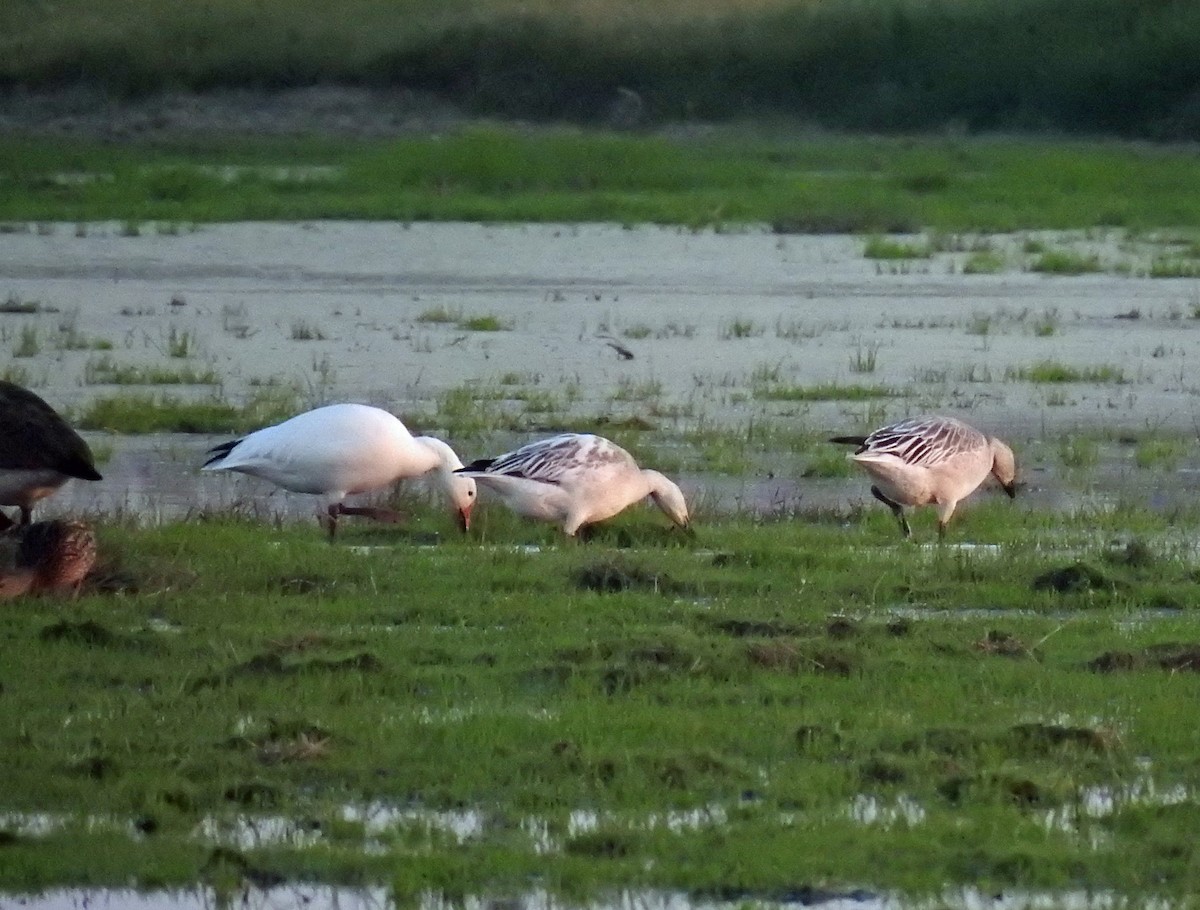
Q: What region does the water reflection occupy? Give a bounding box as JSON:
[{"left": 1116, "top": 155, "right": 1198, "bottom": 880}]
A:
[
  {"left": 0, "top": 884, "right": 1177, "bottom": 910},
  {"left": 2, "top": 769, "right": 1191, "bottom": 859}
]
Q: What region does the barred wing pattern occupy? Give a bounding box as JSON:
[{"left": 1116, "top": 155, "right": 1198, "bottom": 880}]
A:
[
  {"left": 474, "top": 434, "right": 631, "bottom": 485},
  {"left": 858, "top": 416, "right": 986, "bottom": 468}
]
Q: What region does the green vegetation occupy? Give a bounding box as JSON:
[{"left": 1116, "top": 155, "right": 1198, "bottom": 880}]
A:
[
  {"left": 6, "top": 509, "right": 1200, "bottom": 900},
  {"left": 1148, "top": 258, "right": 1200, "bottom": 279},
  {"left": 1059, "top": 434, "right": 1100, "bottom": 470},
  {"left": 11, "top": 324, "right": 40, "bottom": 357},
  {"left": 290, "top": 320, "right": 326, "bottom": 341},
  {"left": 166, "top": 326, "right": 193, "bottom": 358},
  {"left": 75, "top": 391, "right": 301, "bottom": 434},
  {"left": 4, "top": 130, "right": 1200, "bottom": 230},
  {"left": 1028, "top": 249, "right": 1104, "bottom": 275},
  {"left": 863, "top": 236, "right": 932, "bottom": 260},
  {"left": 83, "top": 355, "right": 221, "bottom": 386},
  {"left": 1006, "top": 361, "right": 1128, "bottom": 384},
  {"left": 800, "top": 448, "right": 857, "bottom": 478},
  {"left": 459, "top": 314, "right": 512, "bottom": 332},
  {"left": 961, "top": 251, "right": 1006, "bottom": 274},
  {"left": 2, "top": 0, "right": 1198, "bottom": 137},
  {"left": 720, "top": 318, "right": 762, "bottom": 340},
  {"left": 418, "top": 306, "right": 512, "bottom": 331},
  {"left": 1134, "top": 436, "right": 1188, "bottom": 470},
  {"left": 415, "top": 305, "right": 462, "bottom": 325},
  {"left": 1031, "top": 309, "right": 1060, "bottom": 337},
  {"left": 849, "top": 342, "right": 880, "bottom": 374},
  {"left": 0, "top": 294, "right": 47, "bottom": 314},
  {"left": 621, "top": 324, "right": 653, "bottom": 340},
  {"left": 611, "top": 377, "right": 664, "bottom": 403},
  {"left": 0, "top": 364, "right": 31, "bottom": 385},
  {"left": 753, "top": 382, "right": 898, "bottom": 402}
]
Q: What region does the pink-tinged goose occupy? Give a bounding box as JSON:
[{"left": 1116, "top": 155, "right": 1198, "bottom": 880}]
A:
[
  {"left": 456, "top": 433, "right": 689, "bottom": 536},
  {"left": 831, "top": 414, "right": 1017, "bottom": 539}
]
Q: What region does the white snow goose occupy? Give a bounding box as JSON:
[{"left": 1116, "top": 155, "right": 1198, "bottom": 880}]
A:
[
  {"left": 202, "top": 403, "right": 476, "bottom": 538},
  {"left": 830, "top": 414, "right": 1017, "bottom": 539},
  {"left": 0, "top": 380, "right": 102, "bottom": 531},
  {"left": 455, "top": 433, "right": 690, "bottom": 537}
]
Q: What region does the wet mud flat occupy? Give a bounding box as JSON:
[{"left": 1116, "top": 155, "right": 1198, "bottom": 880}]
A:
[{"left": 2, "top": 222, "right": 1200, "bottom": 524}]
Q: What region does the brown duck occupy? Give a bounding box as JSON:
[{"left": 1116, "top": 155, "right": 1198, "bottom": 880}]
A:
[{"left": 0, "top": 519, "right": 97, "bottom": 598}]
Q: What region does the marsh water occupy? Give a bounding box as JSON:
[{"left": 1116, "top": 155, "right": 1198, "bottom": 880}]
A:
[
  {"left": 3, "top": 223, "right": 1199, "bottom": 528},
  {"left": 38, "top": 430, "right": 1200, "bottom": 531}
]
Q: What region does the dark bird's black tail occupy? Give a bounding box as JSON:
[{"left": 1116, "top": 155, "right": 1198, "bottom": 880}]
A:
[
  {"left": 64, "top": 454, "right": 103, "bottom": 481},
  {"left": 455, "top": 457, "right": 496, "bottom": 474},
  {"left": 203, "top": 439, "right": 242, "bottom": 468},
  {"left": 829, "top": 435, "right": 868, "bottom": 446}
]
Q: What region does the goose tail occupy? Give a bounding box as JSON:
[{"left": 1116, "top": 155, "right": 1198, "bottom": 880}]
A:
[
  {"left": 455, "top": 457, "right": 496, "bottom": 474},
  {"left": 202, "top": 438, "right": 243, "bottom": 469}
]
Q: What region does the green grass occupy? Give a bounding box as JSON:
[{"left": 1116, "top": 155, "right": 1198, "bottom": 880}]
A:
[
  {"left": 5, "top": 130, "right": 1200, "bottom": 230},
  {"left": 1134, "top": 436, "right": 1189, "bottom": 470},
  {"left": 1059, "top": 434, "right": 1100, "bottom": 470},
  {"left": 1031, "top": 309, "right": 1060, "bottom": 337},
  {"left": 753, "top": 382, "right": 899, "bottom": 402},
  {"left": 290, "top": 320, "right": 326, "bottom": 341},
  {"left": 12, "top": 324, "right": 40, "bottom": 357},
  {"left": 74, "top": 391, "right": 301, "bottom": 433},
  {"left": 459, "top": 314, "right": 512, "bottom": 332},
  {"left": 1028, "top": 249, "right": 1104, "bottom": 275},
  {"left": 0, "top": 295, "right": 47, "bottom": 314},
  {"left": 720, "top": 318, "right": 762, "bottom": 339},
  {"left": 83, "top": 355, "right": 221, "bottom": 386},
  {"left": 1147, "top": 258, "right": 1200, "bottom": 278},
  {"left": 961, "top": 250, "right": 1006, "bottom": 274},
  {"left": 1, "top": 0, "right": 1198, "bottom": 138},
  {"left": 1006, "top": 361, "right": 1128, "bottom": 384},
  {"left": 54, "top": 327, "right": 112, "bottom": 351},
  {"left": 417, "top": 306, "right": 511, "bottom": 331},
  {"left": 6, "top": 508, "right": 1200, "bottom": 898},
  {"left": 611, "top": 377, "right": 664, "bottom": 403},
  {"left": 862, "top": 236, "right": 932, "bottom": 259},
  {"left": 415, "top": 305, "right": 462, "bottom": 324}
]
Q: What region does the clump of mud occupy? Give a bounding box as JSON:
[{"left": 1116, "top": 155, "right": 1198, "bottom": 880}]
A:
[
  {"left": 1088, "top": 642, "right": 1200, "bottom": 673},
  {"left": 572, "top": 559, "right": 692, "bottom": 595},
  {"left": 1031, "top": 562, "right": 1115, "bottom": 593},
  {"left": 191, "top": 649, "right": 383, "bottom": 691},
  {"left": 708, "top": 617, "right": 807, "bottom": 637},
  {"left": 1103, "top": 538, "right": 1156, "bottom": 568},
  {"left": 746, "top": 642, "right": 854, "bottom": 675},
  {"left": 974, "top": 629, "right": 1033, "bottom": 658}
]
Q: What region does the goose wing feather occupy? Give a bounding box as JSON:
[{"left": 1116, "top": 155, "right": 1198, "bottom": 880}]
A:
[
  {"left": 857, "top": 416, "right": 985, "bottom": 468},
  {"left": 463, "top": 434, "right": 632, "bottom": 486}
]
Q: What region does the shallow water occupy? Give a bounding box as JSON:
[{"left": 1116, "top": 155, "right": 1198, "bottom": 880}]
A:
[
  {"left": 34, "top": 430, "right": 1200, "bottom": 530},
  {"left": 5, "top": 222, "right": 1200, "bottom": 531}
]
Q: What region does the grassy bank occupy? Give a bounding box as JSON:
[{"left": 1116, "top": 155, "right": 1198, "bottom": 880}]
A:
[
  {"left": 2, "top": 0, "right": 1198, "bottom": 137},
  {"left": 3, "top": 505, "right": 1200, "bottom": 898},
  {"left": 4, "top": 128, "right": 1200, "bottom": 229}
]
